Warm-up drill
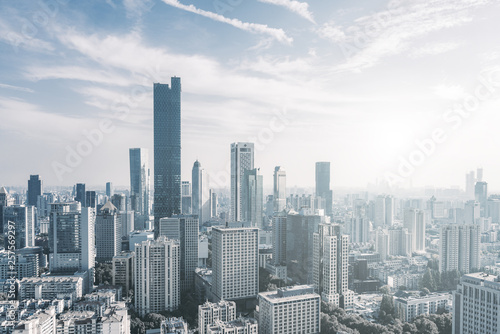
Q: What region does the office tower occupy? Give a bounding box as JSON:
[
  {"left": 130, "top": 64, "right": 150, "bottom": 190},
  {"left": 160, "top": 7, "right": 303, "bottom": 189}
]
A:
[
  {"left": 130, "top": 148, "right": 150, "bottom": 217},
  {"left": 3, "top": 205, "right": 35, "bottom": 250},
  {"left": 272, "top": 212, "right": 287, "bottom": 265},
  {"left": 48, "top": 203, "right": 95, "bottom": 292},
  {"left": 273, "top": 166, "right": 286, "bottom": 212},
  {"left": 453, "top": 273, "right": 500, "bottom": 334},
  {"left": 286, "top": 210, "right": 323, "bottom": 284},
  {"left": 95, "top": 201, "right": 121, "bottom": 262},
  {"left": 75, "top": 183, "right": 86, "bottom": 207},
  {"left": 374, "top": 195, "right": 386, "bottom": 227},
  {"left": 258, "top": 285, "right": 321, "bottom": 334},
  {"left": 0, "top": 187, "right": 10, "bottom": 234},
  {"left": 198, "top": 300, "right": 236, "bottom": 334},
  {"left": 154, "top": 78, "right": 182, "bottom": 238},
  {"left": 315, "top": 162, "right": 332, "bottom": 215},
  {"left": 477, "top": 167, "right": 483, "bottom": 182},
  {"left": 111, "top": 194, "right": 126, "bottom": 211},
  {"left": 350, "top": 216, "right": 370, "bottom": 244},
  {"left": 212, "top": 227, "right": 259, "bottom": 301},
  {"left": 488, "top": 199, "right": 500, "bottom": 223},
  {"left": 119, "top": 210, "right": 135, "bottom": 238},
  {"left": 439, "top": 224, "right": 480, "bottom": 274},
  {"left": 475, "top": 181, "right": 488, "bottom": 217},
  {"left": 375, "top": 228, "right": 389, "bottom": 261},
  {"left": 135, "top": 237, "right": 180, "bottom": 316},
  {"left": 27, "top": 175, "right": 42, "bottom": 207},
  {"left": 465, "top": 170, "right": 476, "bottom": 199},
  {"left": 313, "top": 224, "right": 353, "bottom": 308},
  {"left": 181, "top": 181, "right": 192, "bottom": 215},
  {"left": 210, "top": 190, "right": 218, "bottom": 218},
  {"left": 85, "top": 191, "right": 96, "bottom": 209},
  {"left": 192, "top": 160, "right": 210, "bottom": 223},
  {"left": 106, "top": 182, "right": 114, "bottom": 198},
  {"left": 389, "top": 227, "right": 412, "bottom": 257},
  {"left": 112, "top": 251, "right": 135, "bottom": 295},
  {"left": 242, "top": 168, "right": 263, "bottom": 228},
  {"left": 159, "top": 215, "right": 198, "bottom": 291},
  {"left": 385, "top": 195, "right": 394, "bottom": 226},
  {"left": 230, "top": 142, "right": 255, "bottom": 222},
  {"left": 464, "top": 200, "right": 480, "bottom": 224},
  {"left": 403, "top": 208, "right": 425, "bottom": 253}
]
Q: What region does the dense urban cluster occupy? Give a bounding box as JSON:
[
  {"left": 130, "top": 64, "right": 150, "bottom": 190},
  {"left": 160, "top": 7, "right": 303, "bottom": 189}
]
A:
[{"left": 1, "top": 77, "right": 500, "bottom": 334}]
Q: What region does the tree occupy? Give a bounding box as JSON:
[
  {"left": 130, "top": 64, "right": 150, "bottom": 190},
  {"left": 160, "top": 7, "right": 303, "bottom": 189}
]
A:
[
  {"left": 94, "top": 262, "right": 113, "bottom": 285},
  {"left": 420, "top": 268, "right": 436, "bottom": 291},
  {"left": 379, "top": 294, "right": 396, "bottom": 324},
  {"left": 379, "top": 285, "right": 391, "bottom": 295},
  {"left": 414, "top": 317, "right": 439, "bottom": 334}
]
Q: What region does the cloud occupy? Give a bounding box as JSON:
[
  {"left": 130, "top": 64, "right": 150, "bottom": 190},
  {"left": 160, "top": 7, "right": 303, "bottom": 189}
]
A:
[
  {"left": 0, "top": 83, "right": 34, "bottom": 93},
  {"left": 410, "top": 42, "right": 461, "bottom": 58},
  {"left": 160, "top": 0, "right": 293, "bottom": 45},
  {"left": 432, "top": 84, "right": 465, "bottom": 100},
  {"left": 257, "top": 0, "right": 315, "bottom": 23},
  {"left": 24, "top": 66, "right": 135, "bottom": 86},
  {"left": 123, "top": 0, "right": 154, "bottom": 19},
  {"left": 317, "top": 22, "right": 346, "bottom": 43}
]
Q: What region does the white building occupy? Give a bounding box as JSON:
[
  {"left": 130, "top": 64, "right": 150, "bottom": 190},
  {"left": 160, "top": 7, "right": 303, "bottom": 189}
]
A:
[
  {"left": 404, "top": 208, "right": 425, "bottom": 253},
  {"left": 159, "top": 215, "right": 198, "bottom": 291},
  {"left": 313, "top": 224, "right": 353, "bottom": 309},
  {"left": 453, "top": 272, "right": 500, "bottom": 334},
  {"left": 212, "top": 227, "right": 259, "bottom": 302},
  {"left": 273, "top": 166, "right": 286, "bottom": 213},
  {"left": 230, "top": 142, "right": 255, "bottom": 222},
  {"left": 394, "top": 293, "right": 451, "bottom": 322},
  {"left": 257, "top": 285, "right": 320, "bottom": 334},
  {"left": 12, "top": 309, "right": 56, "bottom": 334},
  {"left": 440, "top": 224, "right": 480, "bottom": 274},
  {"left": 160, "top": 317, "right": 188, "bottom": 334},
  {"left": 134, "top": 237, "right": 180, "bottom": 316},
  {"left": 19, "top": 276, "right": 83, "bottom": 301},
  {"left": 96, "top": 201, "right": 121, "bottom": 262},
  {"left": 198, "top": 300, "right": 236, "bottom": 334},
  {"left": 375, "top": 228, "right": 390, "bottom": 261},
  {"left": 206, "top": 318, "right": 258, "bottom": 334},
  {"left": 192, "top": 160, "right": 211, "bottom": 224}
]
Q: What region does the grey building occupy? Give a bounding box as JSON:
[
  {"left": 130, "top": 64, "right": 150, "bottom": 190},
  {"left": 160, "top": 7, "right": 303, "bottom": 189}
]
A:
[
  {"left": 230, "top": 142, "right": 254, "bottom": 222},
  {"left": 129, "top": 147, "right": 150, "bottom": 217},
  {"left": 27, "top": 175, "right": 42, "bottom": 207}
]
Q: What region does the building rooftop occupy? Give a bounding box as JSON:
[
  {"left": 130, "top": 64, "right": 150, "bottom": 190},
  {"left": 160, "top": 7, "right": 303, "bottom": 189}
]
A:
[{"left": 259, "top": 285, "right": 319, "bottom": 302}]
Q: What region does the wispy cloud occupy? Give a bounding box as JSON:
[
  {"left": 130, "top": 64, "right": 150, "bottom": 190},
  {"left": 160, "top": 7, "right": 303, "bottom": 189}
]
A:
[
  {"left": 160, "top": 0, "right": 293, "bottom": 45},
  {"left": 123, "top": 0, "right": 154, "bottom": 19},
  {"left": 0, "top": 83, "right": 34, "bottom": 93},
  {"left": 410, "top": 42, "right": 461, "bottom": 58},
  {"left": 257, "top": 0, "right": 315, "bottom": 23}
]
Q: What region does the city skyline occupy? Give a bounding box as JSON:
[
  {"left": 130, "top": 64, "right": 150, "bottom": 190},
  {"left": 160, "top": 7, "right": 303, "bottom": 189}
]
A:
[{"left": 1, "top": 1, "right": 499, "bottom": 190}]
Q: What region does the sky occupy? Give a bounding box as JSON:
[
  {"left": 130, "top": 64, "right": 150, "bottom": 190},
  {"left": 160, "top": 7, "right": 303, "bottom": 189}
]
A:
[{"left": 1, "top": 0, "right": 500, "bottom": 192}]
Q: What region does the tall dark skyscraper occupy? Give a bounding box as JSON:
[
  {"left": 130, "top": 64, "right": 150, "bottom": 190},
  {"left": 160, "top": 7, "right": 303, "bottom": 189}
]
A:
[
  {"left": 75, "top": 183, "right": 86, "bottom": 207},
  {"left": 154, "top": 78, "right": 181, "bottom": 237},
  {"left": 315, "top": 162, "right": 332, "bottom": 215},
  {"left": 27, "top": 175, "right": 42, "bottom": 206}
]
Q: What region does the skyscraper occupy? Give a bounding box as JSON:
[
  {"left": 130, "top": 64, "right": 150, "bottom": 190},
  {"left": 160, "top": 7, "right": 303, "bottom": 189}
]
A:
[
  {"left": 27, "top": 175, "right": 42, "bottom": 207},
  {"left": 242, "top": 168, "right": 263, "bottom": 228},
  {"left": 439, "top": 224, "right": 480, "bottom": 274},
  {"left": 130, "top": 148, "right": 150, "bottom": 217},
  {"left": 465, "top": 170, "right": 476, "bottom": 199},
  {"left": 85, "top": 191, "right": 96, "bottom": 209},
  {"left": 106, "top": 182, "right": 114, "bottom": 198},
  {"left": 75, "top": 183, "right": 86, "bottom": 207},
  {"left": 95, "top": 201, "right": 121, "bottom": 262},
  {"left": 212, "top": 227, "right": 259, "bottom": 301},
  {"left": 134, "top": 237, "right": 180, "bottom": 316},
  {"left": 0, "top": 187, "right": 10, "bottom": 234},
  {"left": 192, "top": 161, "right": 210, "bottom": 224},
  {"left": 230, "top": 142, "right": 254, "bottom": 222},
  {"left": 272, "top": 212, "right": 287, "bottom": 266},
  {"left": 154, "top": 78, "right": 182, "bottom": 237},
  {"left": 315, "top": 162, "right": 332, "bottom": 215},
  {"left": 159, "top": 215, "right": 198, "bottom": 291},
  {"left": 313, "top": 224, "right": 353, "bottom": 309},
  {"left": 475, "top": 181, "right": 488, "bottom": 217},
  {"left": 403, "top": 208, "right": 425, "bottom": 253},
  {"left": 181, "top": 181, "right": 192, "bottom": 215},
  {"left": 3, "top": 205, "right": 35, "bottom": 250},
  {"left": 273, "top": 166, "right": 286, "bottom": 212}
]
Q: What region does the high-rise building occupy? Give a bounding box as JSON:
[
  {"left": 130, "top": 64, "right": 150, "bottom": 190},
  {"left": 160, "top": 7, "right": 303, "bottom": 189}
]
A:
[
  {"left": 0, "top": 186, "right": 11, "bottom": 234},
  {"left": 95, "top": 201, "right": 121, "bottom": 262},
  {"left": 112, "top": 251, "right": 135, "bottom": 295},
  {"left": 48, "top": 203, "right": 95, "bottom": 292},
  {"left": 273, "top": 167, "right": 286, "bottom": 213},
  {"left": 242, "top": 168, "right": 263, "bottom": 228},
  {"left": 453, "top": 272, "right": 500, "bottom": 334},
  {"left": 212, "top": 227, "right": 259, "bottom": 301},
  {"left": 192, "top": 161, "right": 210, "bottom": 224},
  {"left": 388, "top": 227, "right": 412, "bottom": 257},
  {"left": 350, "top": 216, "right": 370, "bottom": 244},
  {"left": 210, "top": 190, "right": 217, "bottom": 219},
  {"left": 375, "top": 228, "right": 389, "bottom": 261},
  {"left": 439, "top": 224, "right": 480, "bottom": 274},
  {"left": 403, "top": 208, "right": 425, "bottom": 253},
  {"left": 374, "top": 195, "right": 386, "bottom": 227},
  {"left": 85, "top": 191, "right": 96, "bottom": 209},
  {"left": 3, "top": 205, "right": 35, "bottom": 250},
  {"left": 119, "top": 210, "right": 135, "bottom": 238},
  {"left": 111, "top": 194, "right": 126, "bottom": 211},
  {"left": 134, "top": 237, "right": 180, "bottom": 316},
  {"left": 130, "top": 148, "right": 150, "bottom": 217},
  {"left": 464, "top": 200, "right": 480, "bottom": 224},
  {"left": 27, "top": 175, "right": 42, "bottom": 207},
  {"left": 181, "top": 181, "right": 192, "bottom": 215},
  {"left": 159, "top": 215, "right": 198, "bottom": 291},
  {"left": 272, "top": 212, "right": 287, "bottom": 266},
  {"left": 313, "top": 224, "right": 353, "bottom": 309},
  {"left": 198, "top": 300, "right": 236, "bottom": 334},
  {"left": 106, "top": 182, "right": 114, "bottom": 198},
  {"left": 258, "top": 285, "right": 321, "bottom": 334},
  {"left": 230, "top": 142, "right": 255, "bottom": 222},
  {"left": 475, "top": 181, "right": 488, "bottom": 217},
  {"left": 154, "top": 78, "right": 182, "bottom": 237},
  {"left": 75, "top": 183, "right": 86, "bottom": 207},
  {"left": 385, "top": 195, "right": 394, "bottom": 226},
  {"left": 315, "top": 162, "right": 332, "bottom": 215},
  {"left": 465, "top": 171, "right": 476, "bottom": 199},
  {"left": 477, "top": 167, "right": 483, "bottom": 182}
]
